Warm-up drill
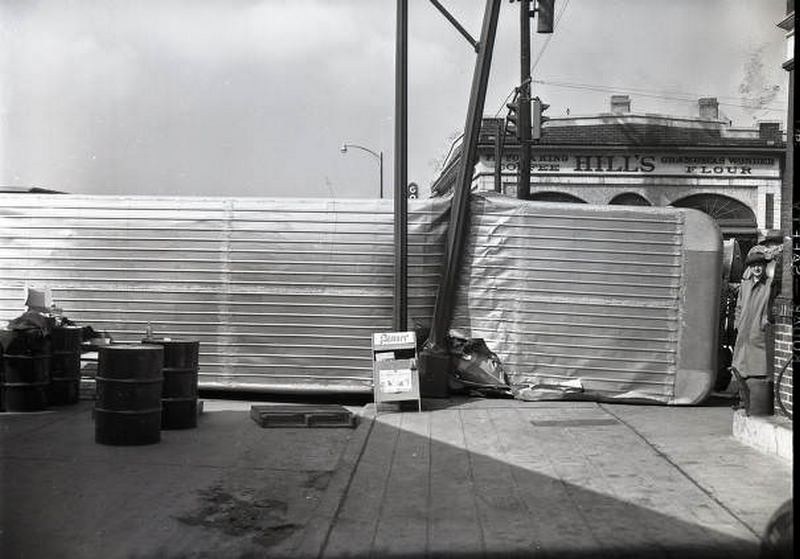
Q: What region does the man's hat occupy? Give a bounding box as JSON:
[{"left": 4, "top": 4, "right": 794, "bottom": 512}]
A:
[{"left": 744, "top": 246, "right": 770, "bottom": 266}]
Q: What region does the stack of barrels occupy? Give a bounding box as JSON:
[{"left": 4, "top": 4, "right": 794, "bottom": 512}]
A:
[
  {"left": 94, "top": 338, "right": 199, "bottom": 445},
  {"left": 1, "top": 324, "right": 82, "bottom": 412}
]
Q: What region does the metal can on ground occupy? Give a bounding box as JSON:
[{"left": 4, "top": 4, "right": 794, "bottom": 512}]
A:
[
  {"left": 95, "top": 344, "right": 163, "bottom": 445},
  {"left": 142, "top": 338, "right": 199, "bottom": 430}
]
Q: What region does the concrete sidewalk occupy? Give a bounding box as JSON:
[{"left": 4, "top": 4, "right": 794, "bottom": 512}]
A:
[
  {"left": 304, "top": 398, "right": 792, "bottom": 559},
  {"left": 0, "top": 397, "right": 793, "bottom": 558}
]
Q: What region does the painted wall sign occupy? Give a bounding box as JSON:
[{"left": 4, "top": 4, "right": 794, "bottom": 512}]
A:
[{"left": 480, "top": 152, "right": 780, "bottom": 178}]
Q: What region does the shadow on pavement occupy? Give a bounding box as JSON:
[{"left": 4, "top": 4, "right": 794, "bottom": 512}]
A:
[
  {"left": 317, "top": 405, "right": 763, "bottom": 559},
  {"left": 200, "top": 389, "right": 373, "bottom": 408},
  {"left": 0, "top": 398, "right": 776, "bottom": 559}
]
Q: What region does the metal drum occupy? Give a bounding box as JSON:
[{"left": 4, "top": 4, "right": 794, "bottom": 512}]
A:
[
  {"left": 95, "top": 345, "right": 163, "bottom": 445},
  {"left": 143, "top": 339, "right": 199, "bottom": 429},
  {"left": 48, "top": 325, "right": 83, "bottom": 405},
  {"left": 1, "top": 339, "right": 51, "bottom": 412}
]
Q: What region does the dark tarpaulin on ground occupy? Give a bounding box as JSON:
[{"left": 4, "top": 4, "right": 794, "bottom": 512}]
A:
[{"left": 448, "top": 333, "right": 512, "bottom": 398}]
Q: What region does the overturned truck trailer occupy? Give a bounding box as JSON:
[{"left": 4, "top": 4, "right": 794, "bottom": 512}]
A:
[
  {"left": 0, "top": 193, "right": 720, "bottom": 404},
  {"left": 449, "top": 194, "right": 721, "bottom": 405}
]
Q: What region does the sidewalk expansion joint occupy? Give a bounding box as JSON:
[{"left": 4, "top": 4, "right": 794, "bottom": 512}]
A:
[
  {"left": 307, "top": 405, "right": 377, "bottom": 558},
  {"left": 598, "top": 403, "right": 761, "bottom": 540}
]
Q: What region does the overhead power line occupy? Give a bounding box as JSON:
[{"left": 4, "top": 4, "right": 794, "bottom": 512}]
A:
[
  {"left": 530, "top": 0, "right": 570, "bottom": 73},
  {"left": 533, "top": 78, "right": 786, "bottom": 112},
  {"left": 494, "top": 0, "right": 569, "bottom": 118},
  {"left": 536, "top": 79, "right": 750, "bottom": 104},
  {"left": 494, "top": 87, "right": 518, "bottom": 118},
  {"left": 495, "top": 0, "right": 785, "bottom": 118}
]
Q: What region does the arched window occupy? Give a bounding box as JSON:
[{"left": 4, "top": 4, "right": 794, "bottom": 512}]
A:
[
  {"left": 609, "top": 193, "right": 651, "bottom": 206},
  {"left": 529, "top": 191, "right": 587, "bottom": 203},
  {"left": 670, "top": 193, "right": 757, "bottom": 240}
]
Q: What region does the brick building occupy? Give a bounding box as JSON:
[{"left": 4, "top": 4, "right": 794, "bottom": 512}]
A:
[
  {"left": 432, "top": 92, "right": 793, "bottom": 417},
  {"left": 432, "top": 96, "right": 786, "bottom": 254},
  {"left": 772, "top": 0, "right": 794, "bottom": 419}
]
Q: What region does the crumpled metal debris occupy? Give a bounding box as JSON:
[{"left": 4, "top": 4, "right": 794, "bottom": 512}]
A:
[
  {"left": 511, "top": 377, "right": 584, "bottom": 401},
  {"left": 448, "top": 332, "right": 512, "bottom": 398}
]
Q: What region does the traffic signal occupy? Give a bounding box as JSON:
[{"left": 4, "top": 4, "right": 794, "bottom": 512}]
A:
[
  {"left": 407, "top": 182, "right": 419, "bottom": 199},
  {"left": 531, "top": 97, "right": 550, "bottom": 140},
  {"left": 536, "top": 0, "right": 554, "bottom": 33},
  {"left": 506, "top": 97, "right": 520, "bottom": 139}
]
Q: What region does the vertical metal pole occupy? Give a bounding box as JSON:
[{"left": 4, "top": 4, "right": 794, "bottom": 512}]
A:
[
  {"left": 427, "top": 0, "right": 502, "bottom": 348},
  {"left": 379, "top": 152, "right": 384, "bottom": 199},
  {"left": 517, "top": 0, "right": 532, "bottom": 200},
  {"left": 494, "top": 119, "right": 503, "bottom": 193},
  {"left": 394, "top": 0, "right": 408, "bottom": 331}
]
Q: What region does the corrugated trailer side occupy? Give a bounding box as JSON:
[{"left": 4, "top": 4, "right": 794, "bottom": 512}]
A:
[
  {"left": 1, "top": 193, "right": 721, "bottom": 403},
  {"left": 0, "top": 195, "right": 449, "bottom": 394},
  {"left": 450, "top": 194, "right": 722, "bottom": 405}
]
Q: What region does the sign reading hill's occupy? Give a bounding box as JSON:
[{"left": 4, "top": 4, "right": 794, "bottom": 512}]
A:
[{"left": 482, "top": 152, "right": 779, "bottom": 178}]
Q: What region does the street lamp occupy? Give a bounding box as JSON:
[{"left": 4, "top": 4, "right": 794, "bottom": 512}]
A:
[{"left": 340, "top": 143, "right": 384, "bottom": 199}]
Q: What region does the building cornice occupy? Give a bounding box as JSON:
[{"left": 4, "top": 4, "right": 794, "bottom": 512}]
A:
[
  {"left": 546, "top": 113, "right": 726, "bottom": 129},
  {"left": 479, "top": 143, "right": 786, "bottom": 155}
]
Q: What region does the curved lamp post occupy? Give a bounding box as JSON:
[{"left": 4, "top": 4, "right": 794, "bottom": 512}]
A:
[{"left": 340, "top": 143, "right": 384, "bottom": 199}]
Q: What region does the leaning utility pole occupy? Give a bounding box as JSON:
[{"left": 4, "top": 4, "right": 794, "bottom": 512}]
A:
[{"left": 420, "top": 0, "right": 502, "bottom": 396}]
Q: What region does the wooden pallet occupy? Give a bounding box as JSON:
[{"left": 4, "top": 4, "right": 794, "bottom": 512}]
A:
[{"left": 250, "top": 404, "right": 357, "bottom": 428}]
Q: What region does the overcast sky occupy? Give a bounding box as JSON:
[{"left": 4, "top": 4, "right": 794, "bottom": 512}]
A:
[{"left": 0, "top": 0, "right": 790, "bottom": 198}]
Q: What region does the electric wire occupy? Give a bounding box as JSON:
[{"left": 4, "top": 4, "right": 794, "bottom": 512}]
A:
[
  {"left": 532, "top": 78, "right": 786, "bottom": 113},
  {"left": 536, "top": 79, "right": 762, "bottom": 104},
  {"left": 505, "top": 0, "right": 784, "bottom": 115},
  {"left": 530, "top": 0, "right": 570, "bottom": 73},
  {"left": 494, "top": 0, "right": 569, "bottom": 117},
  {"left": 493, "top": 88, "right": 518, "bottom": 118}
]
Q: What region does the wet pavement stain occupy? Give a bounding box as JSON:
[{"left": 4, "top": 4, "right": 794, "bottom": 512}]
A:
[
  {"left": 176, "top": 484, "right": 301, "bottom": 548},
  {"left": 301, "top": 470, "right": 332, "bottom": 491}
]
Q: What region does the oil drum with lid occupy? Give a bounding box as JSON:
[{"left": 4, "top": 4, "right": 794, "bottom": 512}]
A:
[
  {"left": 142, "top": 338, "right": 199, "bottom": 429},
  {"left": 48, "top": 325, "right": 83, "bottom": 405},
  {"left": 95, "top": 344, "right": 163, "bottom": 445}
]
